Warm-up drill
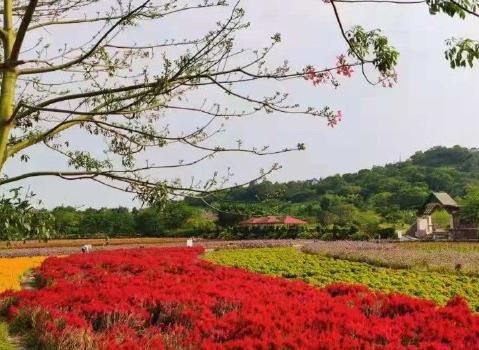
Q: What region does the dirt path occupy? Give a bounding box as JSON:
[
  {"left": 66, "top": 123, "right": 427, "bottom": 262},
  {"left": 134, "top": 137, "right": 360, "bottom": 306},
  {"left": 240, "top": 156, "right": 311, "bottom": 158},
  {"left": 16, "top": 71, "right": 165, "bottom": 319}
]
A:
[
  {"left": 7, "top": 335, "right": 26, "bottom": 350},
  {"left": 0, "top": 239, "right": 315, "bottom": 258},
  {"left": 5, "top": 272, "right": 38, "bottom": 349}
]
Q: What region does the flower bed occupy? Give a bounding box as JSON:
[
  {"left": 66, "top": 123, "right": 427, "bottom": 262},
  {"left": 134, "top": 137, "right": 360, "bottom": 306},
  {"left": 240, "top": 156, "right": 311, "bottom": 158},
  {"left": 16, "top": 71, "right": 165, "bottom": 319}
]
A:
[
  {"left": 206, "top": 247, "right": 479, "bottom": 310},
  {"left": 0, "top": 257, "right": 46, "bottom": 292},
  {"left": 1, "top": 248, "right": 479, "bottom": 349},
  {"left": 302, "top": 241, "right": 479, "bottom": 275}
]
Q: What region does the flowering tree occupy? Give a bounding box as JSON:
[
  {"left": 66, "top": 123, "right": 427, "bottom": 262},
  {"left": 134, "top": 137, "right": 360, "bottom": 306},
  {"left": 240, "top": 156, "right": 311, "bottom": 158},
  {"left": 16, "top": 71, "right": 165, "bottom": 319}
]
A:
[
  {"left": 326, "top": 0, "right": 479, "bottom": 70},
  {"left": 0, "top": 0, "right": 382, "bottom": 209},
  {"left": 0, "top": 0, "right": 474, "bottom": 214}
]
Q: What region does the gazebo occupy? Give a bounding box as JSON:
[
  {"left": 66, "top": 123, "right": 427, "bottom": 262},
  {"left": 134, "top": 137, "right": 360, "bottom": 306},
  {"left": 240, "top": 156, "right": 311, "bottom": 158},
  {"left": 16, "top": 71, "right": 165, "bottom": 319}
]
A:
[
  {"left": 407, "top": 192, "right": 471, "bottom": 240},
  {"left": 419, "top": 192, "right": 460, "bottom": 218},
  {"left": 414, "top": 192, "right": 459, "bottom": 238},
  {"left": 239, "top": 216, "right": 308, "bottom": 226}
]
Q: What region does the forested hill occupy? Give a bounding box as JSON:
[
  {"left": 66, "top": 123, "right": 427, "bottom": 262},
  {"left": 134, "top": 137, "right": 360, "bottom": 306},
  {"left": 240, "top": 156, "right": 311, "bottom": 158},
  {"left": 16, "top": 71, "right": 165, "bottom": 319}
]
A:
[
  {"left": 188, "top": 145, "right": 479, "bottom": 227},
  {"left": 203, "top": 145, "right": 479, "bottom": 207},
  {"left": 45, "top": 146, "right": 479, "bottom": 239}
]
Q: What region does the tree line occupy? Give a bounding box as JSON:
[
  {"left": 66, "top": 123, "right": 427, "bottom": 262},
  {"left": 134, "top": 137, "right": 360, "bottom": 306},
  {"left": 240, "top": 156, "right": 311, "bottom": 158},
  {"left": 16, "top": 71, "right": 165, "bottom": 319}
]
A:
[{"left": 4, "top": 146, "right": 479, "bottom": 241}]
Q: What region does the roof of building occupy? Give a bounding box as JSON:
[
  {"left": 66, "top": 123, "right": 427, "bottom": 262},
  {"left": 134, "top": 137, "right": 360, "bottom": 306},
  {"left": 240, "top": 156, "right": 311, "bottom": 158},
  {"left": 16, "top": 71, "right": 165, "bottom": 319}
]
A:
[
  {"left": 419, "top": 192, "right": 460, "bottom": 215},
  {"left": 422, "top": 203, "right": 437, "bottom": 215},
  {"left": 239, "top": 216, "right": 308, "bottom": 225},
  {"left": 432, "top": 192, "right": 459, "bottom": 208}
]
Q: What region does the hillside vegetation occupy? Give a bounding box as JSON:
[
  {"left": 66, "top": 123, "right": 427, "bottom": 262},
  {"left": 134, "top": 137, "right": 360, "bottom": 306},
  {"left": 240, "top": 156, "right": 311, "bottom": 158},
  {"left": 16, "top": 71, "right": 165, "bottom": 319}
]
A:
[
  {"left": 190, "top": 145, "right": 479, "bottom": 239},
  {"left": 5, "top": 146, "right": 479, "bottom": 240}
]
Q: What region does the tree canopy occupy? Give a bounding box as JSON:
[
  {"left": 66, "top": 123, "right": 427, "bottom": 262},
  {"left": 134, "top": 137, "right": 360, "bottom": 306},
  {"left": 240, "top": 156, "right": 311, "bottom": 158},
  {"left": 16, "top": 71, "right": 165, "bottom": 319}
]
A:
[{"left": 0, "top": 0, "right": 372, "bottom": 206}]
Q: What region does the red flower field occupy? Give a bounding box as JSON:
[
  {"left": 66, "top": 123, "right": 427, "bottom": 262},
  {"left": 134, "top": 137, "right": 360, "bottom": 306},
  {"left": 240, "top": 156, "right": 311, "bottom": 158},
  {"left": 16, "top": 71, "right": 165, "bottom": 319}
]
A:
[{"left": 1, "top": 247, "right": 478, "bottom": 349}]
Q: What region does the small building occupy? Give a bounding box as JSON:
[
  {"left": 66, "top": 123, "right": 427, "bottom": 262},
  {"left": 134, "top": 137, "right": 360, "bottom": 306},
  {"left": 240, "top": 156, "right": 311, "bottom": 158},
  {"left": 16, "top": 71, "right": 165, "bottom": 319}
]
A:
[
  {"left": 239, "top": 216, "right": 308, "bottom": 226},
  {"left": 416, "top": 192, "right": 460, "bottom": 238},
  {"left": 409, "top": 192, "right": 478, "bottom": 240}
]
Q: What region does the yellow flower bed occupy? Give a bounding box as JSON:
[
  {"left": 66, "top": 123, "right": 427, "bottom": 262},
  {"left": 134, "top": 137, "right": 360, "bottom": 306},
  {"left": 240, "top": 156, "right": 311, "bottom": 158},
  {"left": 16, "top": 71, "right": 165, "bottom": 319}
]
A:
[{"left": 0, "top": 257, "right": 46, "bottom": 292}]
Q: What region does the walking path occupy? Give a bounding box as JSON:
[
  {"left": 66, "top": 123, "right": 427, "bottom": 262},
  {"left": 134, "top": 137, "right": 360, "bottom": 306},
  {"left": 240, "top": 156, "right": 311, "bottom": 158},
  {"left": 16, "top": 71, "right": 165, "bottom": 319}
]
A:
[{"left": 0, "top": 239, "right": 315, "bottom": 258}]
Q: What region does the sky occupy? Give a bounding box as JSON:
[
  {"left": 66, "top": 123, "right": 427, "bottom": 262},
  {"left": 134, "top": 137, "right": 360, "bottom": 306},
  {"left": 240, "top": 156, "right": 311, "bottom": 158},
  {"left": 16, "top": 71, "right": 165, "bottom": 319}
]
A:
[{"left": 3, "top": 0, "right": 479, "bottom": 208}]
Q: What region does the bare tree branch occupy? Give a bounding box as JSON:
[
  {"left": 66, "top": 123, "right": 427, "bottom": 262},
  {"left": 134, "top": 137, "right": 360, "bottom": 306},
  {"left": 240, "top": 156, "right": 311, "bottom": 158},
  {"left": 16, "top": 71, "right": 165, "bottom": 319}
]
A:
[
  {"left": 0, "top": 0, "right": 373, "bottom": 204},
  {"left": 10, "top": 0, "right": 39, "bottom": 61},
  {"left": 334, "top": 0, "right": 425, "bottom": 3},
  {"left": 18, "top": 0, "right": 152, "bottom": 75}
]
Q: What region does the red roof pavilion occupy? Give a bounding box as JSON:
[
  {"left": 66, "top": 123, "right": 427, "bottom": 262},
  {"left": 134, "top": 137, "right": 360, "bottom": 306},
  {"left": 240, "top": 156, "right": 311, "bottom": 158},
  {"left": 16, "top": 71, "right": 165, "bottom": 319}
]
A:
[{"left": 239, "top": 216, "right": 307, "bottom": 226}]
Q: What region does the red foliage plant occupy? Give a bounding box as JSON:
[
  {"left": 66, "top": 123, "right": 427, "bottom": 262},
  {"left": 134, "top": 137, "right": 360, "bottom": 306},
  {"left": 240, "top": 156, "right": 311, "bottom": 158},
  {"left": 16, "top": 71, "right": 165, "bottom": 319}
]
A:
[{"left": 1, "top": 247, "right": 478, "bottom": 349}]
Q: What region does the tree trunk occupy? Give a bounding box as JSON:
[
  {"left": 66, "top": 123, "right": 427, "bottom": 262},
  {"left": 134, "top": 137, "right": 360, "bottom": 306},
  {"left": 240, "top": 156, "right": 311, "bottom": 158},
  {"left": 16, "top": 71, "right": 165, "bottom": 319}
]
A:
[
  {"left": 0, "top": 0, "right": 17, "bottom": 175},
  {"left": 0, "top": 69, "right": 16, "bottom": 173}
]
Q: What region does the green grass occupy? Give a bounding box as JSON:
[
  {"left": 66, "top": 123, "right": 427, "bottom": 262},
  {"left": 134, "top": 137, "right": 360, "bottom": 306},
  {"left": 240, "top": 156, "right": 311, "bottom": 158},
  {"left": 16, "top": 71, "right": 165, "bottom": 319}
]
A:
[
  {"left": 0, "top": 323, "right": 14, "bottom": 350},
  {"left": 205, "top": 247, "right": 479, "bottom": 311}
]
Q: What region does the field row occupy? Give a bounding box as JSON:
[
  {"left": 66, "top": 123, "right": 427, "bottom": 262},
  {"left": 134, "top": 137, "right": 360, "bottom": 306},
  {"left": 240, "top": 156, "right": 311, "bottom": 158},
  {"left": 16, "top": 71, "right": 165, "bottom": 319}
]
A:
[
  {"left": 302, "top": 241, "right": 479, "bottom": 275},
  {"left": 0, "top": 237, "right": 185, "bottom": 250},
  {"left": 206, "top": 247, "right": 479, "bottom": 310},
  {"left": 0, "top": 239, "right": 313, "bottom": 257}
]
